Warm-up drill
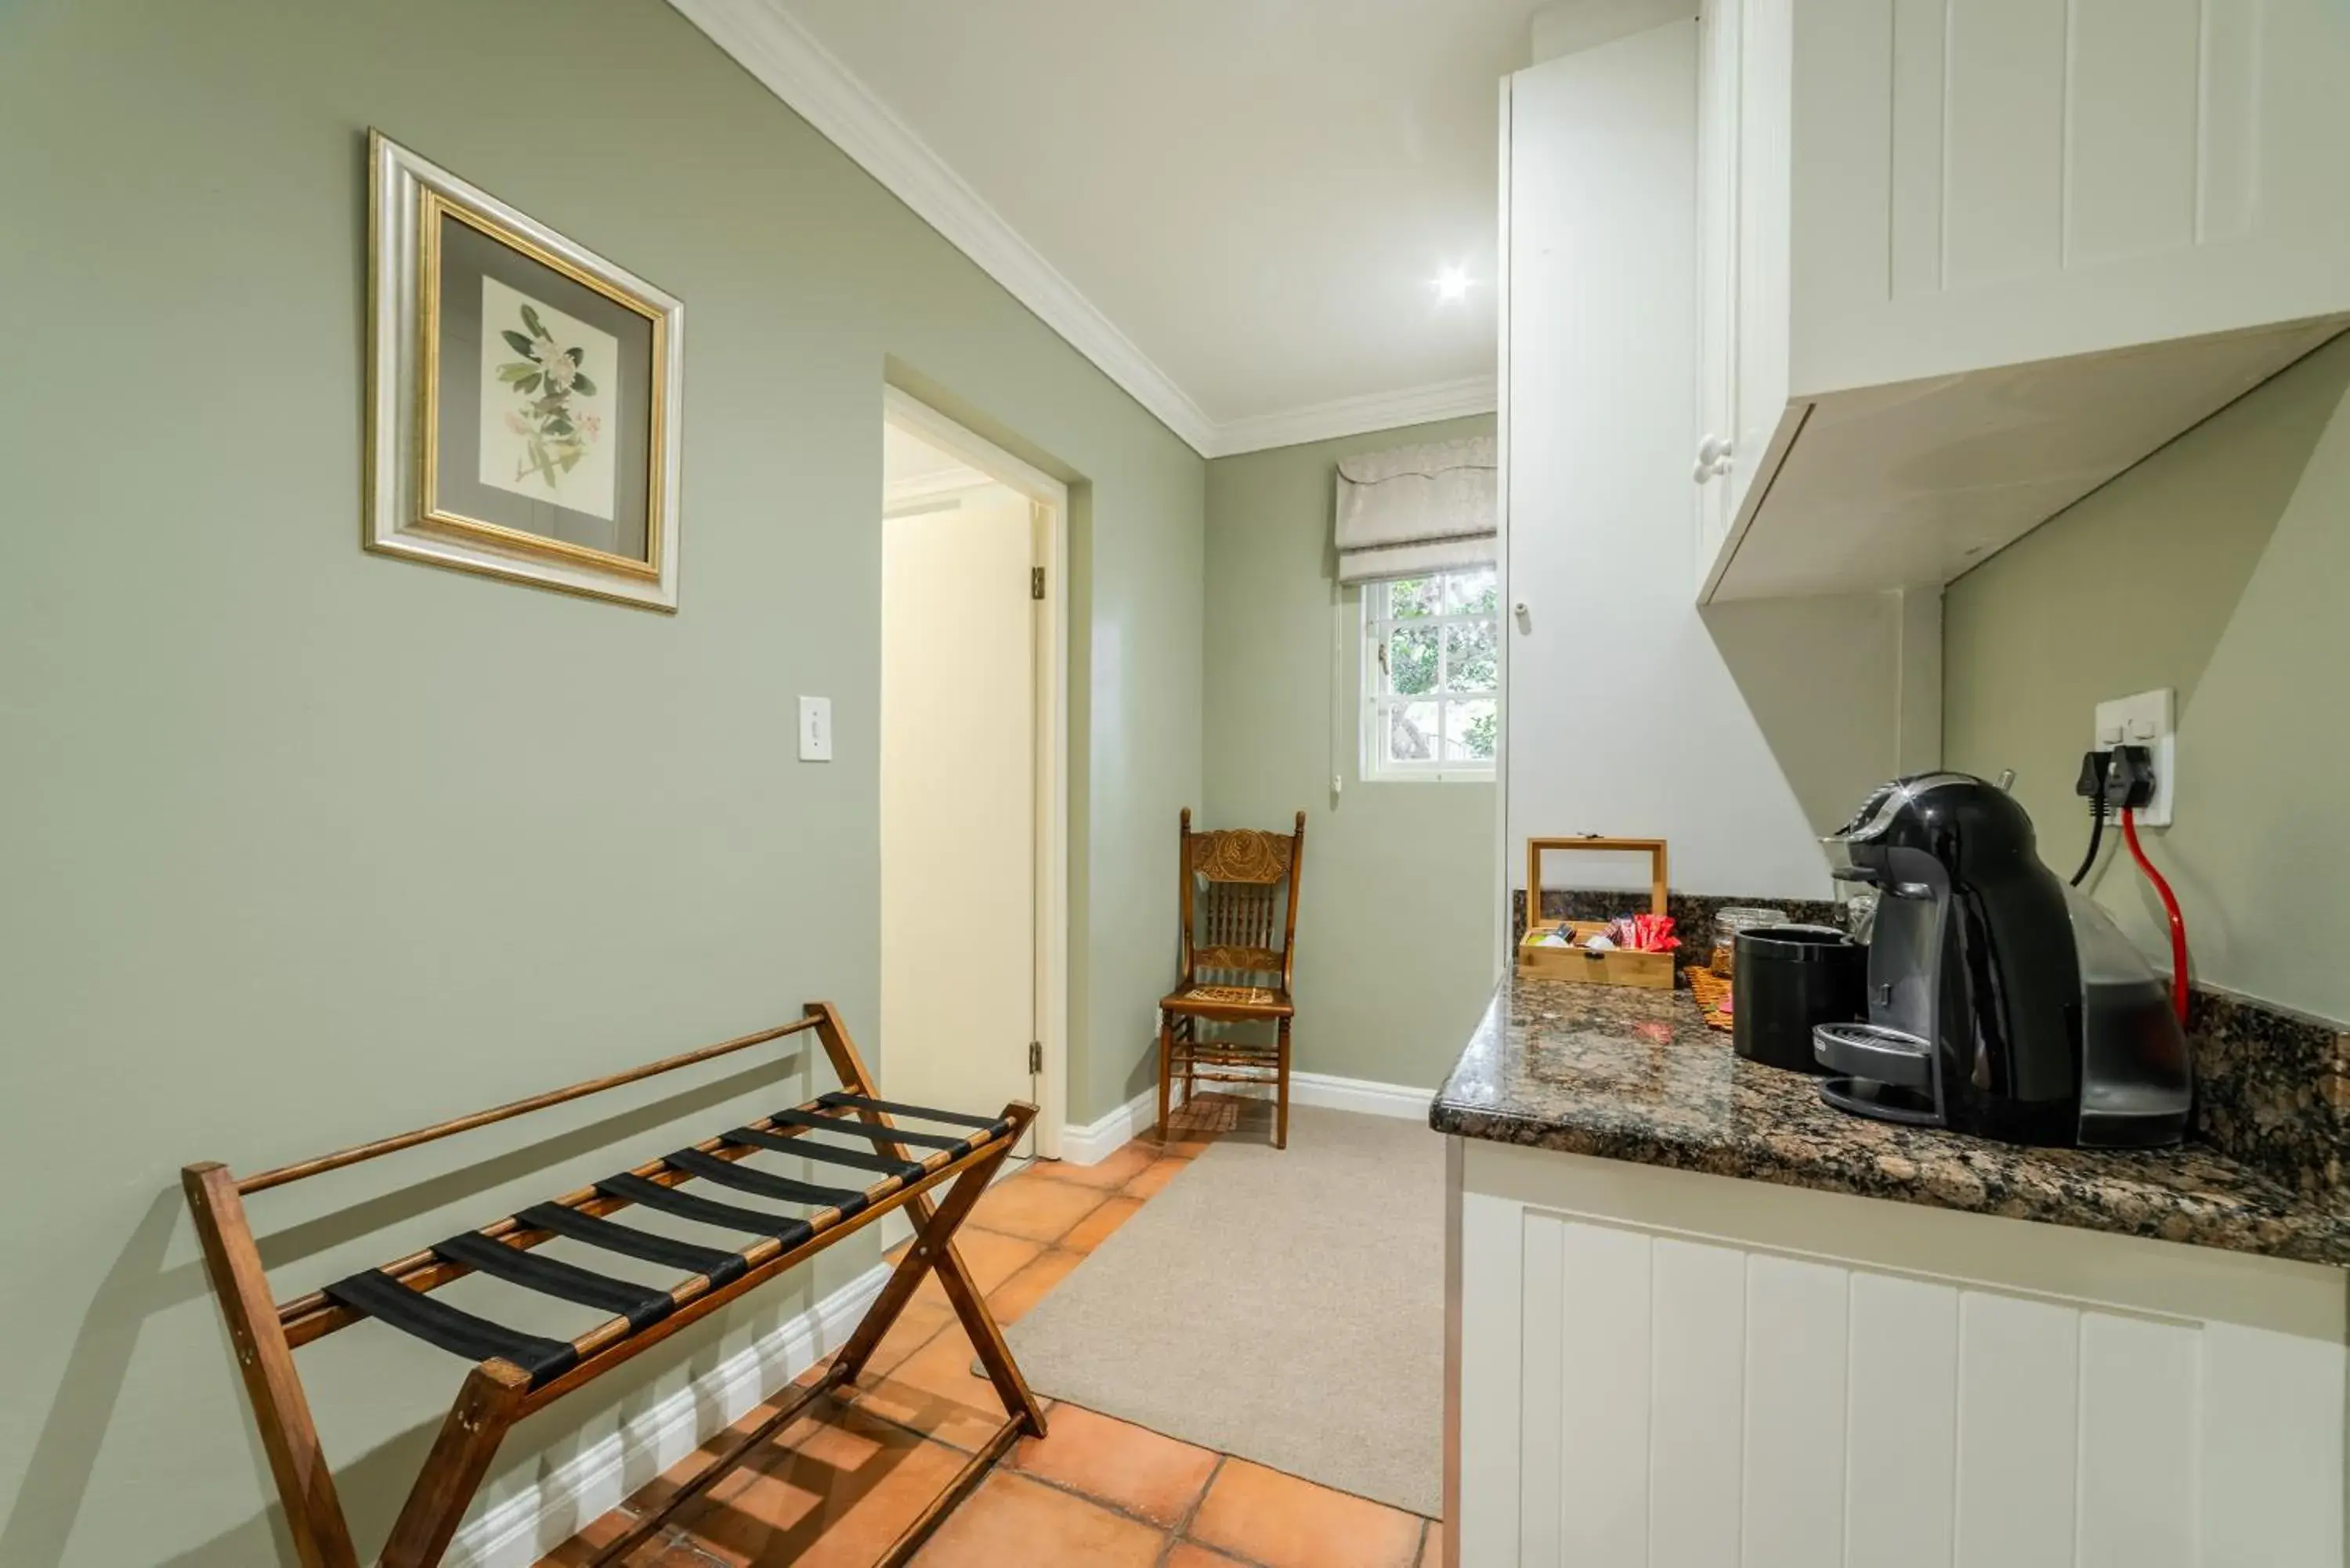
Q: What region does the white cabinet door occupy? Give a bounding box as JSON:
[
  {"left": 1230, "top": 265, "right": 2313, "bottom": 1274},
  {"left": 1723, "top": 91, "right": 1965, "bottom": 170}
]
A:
[{"left": 1788, "top": 0, "right": 2350, "bottom": 396}]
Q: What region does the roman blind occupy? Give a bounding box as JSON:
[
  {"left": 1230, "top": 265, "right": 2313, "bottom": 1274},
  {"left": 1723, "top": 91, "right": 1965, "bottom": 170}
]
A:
[{"left": 1332, "top": 435, "right": 1497, "bottom": 584}]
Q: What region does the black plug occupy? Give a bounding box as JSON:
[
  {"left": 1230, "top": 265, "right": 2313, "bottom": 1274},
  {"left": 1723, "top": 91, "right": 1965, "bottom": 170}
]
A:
[
  {"left": 2105, "top": 744, "right": 2157, "bottom": 810},
  {"left": 2074, "top": 749, "right": 2113, "bottom": 800}
]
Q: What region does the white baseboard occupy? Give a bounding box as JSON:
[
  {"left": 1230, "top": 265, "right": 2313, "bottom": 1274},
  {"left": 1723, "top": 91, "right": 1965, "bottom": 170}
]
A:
[
  {"left": 1058, "top": 1088, "right": 1158, "bottom": 1165},
  {"left": 1290, "top": 1070, "right": 1437, "bottom": 1120},
  {"left": 1216, "top": 1069, "right": 1434, "bottom": 1121},
  {"left": 1050, "top": 1070, "right": 1432, "bottom": 1172},
  {"left": 446, "top": 1261, "right": 889, "bottom": 1568}
]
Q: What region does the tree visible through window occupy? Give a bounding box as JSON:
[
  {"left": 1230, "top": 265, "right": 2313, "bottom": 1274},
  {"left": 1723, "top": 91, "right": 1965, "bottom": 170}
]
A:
[{"left": 1363, "top": 566, "right": 1499, "bottom": 779}]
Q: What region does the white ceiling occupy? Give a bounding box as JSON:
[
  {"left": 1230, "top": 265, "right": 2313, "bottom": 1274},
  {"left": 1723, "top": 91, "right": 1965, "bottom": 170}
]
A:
[{"left": 673, "top": 0, "right": 1541, "bottom": 455}]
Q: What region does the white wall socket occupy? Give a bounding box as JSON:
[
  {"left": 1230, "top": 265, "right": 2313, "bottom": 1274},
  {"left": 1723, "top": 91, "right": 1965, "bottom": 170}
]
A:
[
  {"left": 2092, "top": 688, "right": 2175, "bottom": 828},
  {"left": 797, "top": 695, "right": 833, "bottom": 762}
]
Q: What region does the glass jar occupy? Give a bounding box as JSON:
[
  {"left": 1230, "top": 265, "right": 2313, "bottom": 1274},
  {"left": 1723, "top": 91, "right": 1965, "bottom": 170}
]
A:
[{"left": 1711, "top": 906, "right": 1788, "bottom": 977}]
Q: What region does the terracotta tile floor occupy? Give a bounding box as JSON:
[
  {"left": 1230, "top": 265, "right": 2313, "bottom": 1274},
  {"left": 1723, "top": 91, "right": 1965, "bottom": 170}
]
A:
[{"left": 543, "top": 1095, "right": 1441, "bottom": 1567}]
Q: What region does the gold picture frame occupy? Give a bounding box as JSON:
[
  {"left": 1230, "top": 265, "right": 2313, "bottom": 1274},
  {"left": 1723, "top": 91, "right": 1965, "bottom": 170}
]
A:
[{"left": 367, "top": 131, "right": 685, "bottom": 610}]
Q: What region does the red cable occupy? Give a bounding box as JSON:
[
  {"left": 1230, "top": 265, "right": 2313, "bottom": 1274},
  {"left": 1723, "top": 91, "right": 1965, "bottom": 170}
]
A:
[{"left": 2120, "top": 806, "right": 2189, "bottom": 1024}]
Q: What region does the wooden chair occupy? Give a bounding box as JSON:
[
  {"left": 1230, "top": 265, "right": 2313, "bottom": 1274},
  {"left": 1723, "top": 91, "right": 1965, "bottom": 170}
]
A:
[{"left": 1158, "top": 807, "right": 1307, "bottom": 1148}]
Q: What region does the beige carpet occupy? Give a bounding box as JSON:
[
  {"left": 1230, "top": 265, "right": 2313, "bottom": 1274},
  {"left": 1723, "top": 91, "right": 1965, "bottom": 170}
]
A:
[{"left": 1004, "top": 1104, "right": 1446, "bottom": 1516}]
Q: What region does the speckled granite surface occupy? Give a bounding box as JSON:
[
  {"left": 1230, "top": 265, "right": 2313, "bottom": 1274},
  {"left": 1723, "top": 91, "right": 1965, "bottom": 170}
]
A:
[
  {"left": 2187, "top": 983, "right": 2350, "bottom": 1197},
  {"left": 1433, "top": 971, "right": 2350, "bottom": 1267}
]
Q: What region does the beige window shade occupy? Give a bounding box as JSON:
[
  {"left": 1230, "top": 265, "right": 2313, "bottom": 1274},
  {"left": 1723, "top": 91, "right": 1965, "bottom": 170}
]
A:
[{"left": 1332, "top": 435, "right": 1497, "bottom": 583}]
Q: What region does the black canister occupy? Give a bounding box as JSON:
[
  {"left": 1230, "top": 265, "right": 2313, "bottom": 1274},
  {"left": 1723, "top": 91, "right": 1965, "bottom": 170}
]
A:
[{"left": 1732, "top": 924, "right": 1866, "bottom": 1073}]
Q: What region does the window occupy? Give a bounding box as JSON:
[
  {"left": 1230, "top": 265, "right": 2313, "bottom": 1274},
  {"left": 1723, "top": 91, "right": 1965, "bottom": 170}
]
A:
[{"left": 1363, "top": 565, "right": 1499, "bottom": 781}]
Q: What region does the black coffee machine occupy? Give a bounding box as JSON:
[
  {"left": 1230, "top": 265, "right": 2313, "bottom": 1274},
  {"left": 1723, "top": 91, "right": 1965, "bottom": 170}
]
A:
[{"left": 1814, "top": 772, "right": 2190, "bottom": 1148}]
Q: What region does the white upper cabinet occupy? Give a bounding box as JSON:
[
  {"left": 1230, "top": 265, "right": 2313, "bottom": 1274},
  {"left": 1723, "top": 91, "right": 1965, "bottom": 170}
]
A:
[{"left": 1696, "top": 0, "right": 2350, "bottom": 602}]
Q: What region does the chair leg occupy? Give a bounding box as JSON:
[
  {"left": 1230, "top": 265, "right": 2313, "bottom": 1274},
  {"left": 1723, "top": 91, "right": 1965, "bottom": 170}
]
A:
[
  {"left": 1155, "top": 1013, "right": 1173, "bottom": 1142},
  {"left": 1276, "top": 1017, "right": 1292, "bottom": 1151}
]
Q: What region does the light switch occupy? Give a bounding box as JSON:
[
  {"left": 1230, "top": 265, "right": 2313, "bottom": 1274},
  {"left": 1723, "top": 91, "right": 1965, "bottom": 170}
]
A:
[{"left": 797, "top": 696, "right": 833, "bottom": 762}]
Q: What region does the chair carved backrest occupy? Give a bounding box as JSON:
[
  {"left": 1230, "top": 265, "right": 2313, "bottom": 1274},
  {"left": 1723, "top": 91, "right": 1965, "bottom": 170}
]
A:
[{"left": 1178, "top": 807, "right": 1307, "bottom": 991}]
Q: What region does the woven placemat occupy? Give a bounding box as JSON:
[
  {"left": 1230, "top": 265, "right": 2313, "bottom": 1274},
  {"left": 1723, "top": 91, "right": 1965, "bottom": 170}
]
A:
[{"left": 1687, "top": 966, "right": 1734, "bottom": 1033}]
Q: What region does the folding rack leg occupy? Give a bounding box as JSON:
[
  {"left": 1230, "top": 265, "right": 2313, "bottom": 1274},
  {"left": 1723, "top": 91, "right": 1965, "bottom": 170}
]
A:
[
  {"left": 830, "top": 1124, "right": 1017, "bottom": 1386},
  {"left": 379, "top": 1360, "right": 531, "bottom": 1568},
  {"left": 182, "top": 1163, "right": 362, "bottom": 1568},
  {"left": 808, "top": 1003, "right": 1049, "bottom": 1440}
]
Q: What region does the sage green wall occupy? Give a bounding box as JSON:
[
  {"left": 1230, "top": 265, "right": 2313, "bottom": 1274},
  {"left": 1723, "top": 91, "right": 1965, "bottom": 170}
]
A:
[
  {"left": 1202, "top": 419, "right": 1502, "bottom": 1090},
  {"left": 0, "top": 1, "right": 1201, "bottom": 1562},
  {"left": 1946, "top": 333, "right": 2350, "bottom": 1024}
]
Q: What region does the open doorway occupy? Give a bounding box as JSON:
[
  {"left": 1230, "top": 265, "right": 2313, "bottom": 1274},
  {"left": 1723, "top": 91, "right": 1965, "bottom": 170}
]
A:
[{"left": 879, "top": 388, "right": 1068, "bottom": 1162}]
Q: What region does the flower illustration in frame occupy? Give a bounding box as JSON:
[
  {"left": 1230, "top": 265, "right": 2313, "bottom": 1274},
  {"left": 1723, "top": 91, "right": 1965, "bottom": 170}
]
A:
[{"left": 476, "top": 276, "right": 620, "bottom": 522}]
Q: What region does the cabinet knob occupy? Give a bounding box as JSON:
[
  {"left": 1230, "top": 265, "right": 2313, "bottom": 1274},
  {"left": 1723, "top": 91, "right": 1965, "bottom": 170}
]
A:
[{"left": 1693, "top": 434, "right": 1734, "bottom": 482}]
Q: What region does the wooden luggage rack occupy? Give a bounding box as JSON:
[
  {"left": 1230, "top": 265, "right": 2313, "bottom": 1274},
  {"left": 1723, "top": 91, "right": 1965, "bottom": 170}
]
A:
[{"left": 183, "top": 1002, "right": 1045, "bottom": 1568}]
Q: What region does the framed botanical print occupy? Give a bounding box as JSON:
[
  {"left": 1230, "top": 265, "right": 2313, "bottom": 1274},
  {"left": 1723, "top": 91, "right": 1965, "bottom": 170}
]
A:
[{"left": 367, "top": 131, "right": 684, "bottom": 610}]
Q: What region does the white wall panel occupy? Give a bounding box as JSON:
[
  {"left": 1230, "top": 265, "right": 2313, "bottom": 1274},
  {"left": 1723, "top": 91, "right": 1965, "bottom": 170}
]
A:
[
  {"left": 1455, "top": 1190, "right": 1523, "bottom": 1568},
  {"left": 1741, "top": 1254, "right": 1849, "bottom": 1566},
  {"left": 2200, "top": 1319, "right": 2345, "bottom": 1568},
  {"left": 1456, "top": 1179, "right": 2346, "bottom": 1567},
  {"left": 1558, "top": 1221, "right": 1653, "bottom": 1563},
  {"left": 2077, "top": 1311, "right": 2200, "bottom": 1568},
  {"left": 1647, "top": 1238, "right": 1745, "bottom": 1565},
  {"left": 1954, "top": 1291, "right": 2081, "bottom": 1568},
  {"left": 1517, "top": 1211, "right": 1565, "bottom": 1568},
  {"left": 1846, "top": 1272, "right": 1958, "bottom": 1567}
]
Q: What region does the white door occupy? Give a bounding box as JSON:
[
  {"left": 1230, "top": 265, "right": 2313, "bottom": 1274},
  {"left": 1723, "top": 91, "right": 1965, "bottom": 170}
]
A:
[{"left": 880, "top": 480, "right": 1039, "bottom": 1151}]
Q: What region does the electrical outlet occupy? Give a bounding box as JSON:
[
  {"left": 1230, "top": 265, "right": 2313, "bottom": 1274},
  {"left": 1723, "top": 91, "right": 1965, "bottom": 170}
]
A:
[
  {"left": 797, "top": 695, "right": 833, "bottom": 762},
  {"left": 2092, "top": 688, "right": 2174, "bottom": 827}
]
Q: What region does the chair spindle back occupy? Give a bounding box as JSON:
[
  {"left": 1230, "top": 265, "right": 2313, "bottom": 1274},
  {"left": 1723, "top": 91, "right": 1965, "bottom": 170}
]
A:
[{"left": 1178, "top": 808, "right": 1307, "bottom": 991}]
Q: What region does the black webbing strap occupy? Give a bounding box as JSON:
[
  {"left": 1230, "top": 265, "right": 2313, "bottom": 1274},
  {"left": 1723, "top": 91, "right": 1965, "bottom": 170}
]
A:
[
  {"left": 322, "top": 1269, "right": 577, "bottom": 1386},
  {"left": 766, "top": 1106, "right": 968, "bottom": 1151},
  {"left": 726, "top": 1125, "right": 922, "bottom": 1179},
  {"left": 595, "top": 1172, "right": 816, "bottom": 1248},
  {"left": 663, "top": 1147, "right": 866, "bottom": 1212},
  {"left": 516, "top": 1202, "right": 751, "bottom": 1292},
  {"left": 431, "top": 1232, "right": 675, "bottom": 1335},
  {"left": 819, "top": 1091, "right": 1006, "bottom": 1130}
]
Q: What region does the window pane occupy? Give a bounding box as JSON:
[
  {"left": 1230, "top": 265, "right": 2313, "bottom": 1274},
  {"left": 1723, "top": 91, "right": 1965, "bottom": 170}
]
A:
[
  {"left": 1387, "top": 625, "right": 1438, "bottom": 695},
  {"left": 1387, "top": 702, "right": 1440, "bottom": 762},
  {"left": 1446, "top": 699, "right": 1499, "bottom": 762},
  {"left": 1387, "top": 576, "right": 1440, "bottom": 619},
  {"left": 1442, "top": 621, "right": 1498, "bottom": 692},
  {"left": 1447, "top": 567, "right": 1499, "bottom": 616}
]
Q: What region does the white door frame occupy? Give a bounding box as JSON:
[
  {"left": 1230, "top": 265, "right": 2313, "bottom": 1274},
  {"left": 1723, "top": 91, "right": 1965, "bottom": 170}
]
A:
[{"left": 880, "top": 386, "right": 1070, "bottom": 1160}]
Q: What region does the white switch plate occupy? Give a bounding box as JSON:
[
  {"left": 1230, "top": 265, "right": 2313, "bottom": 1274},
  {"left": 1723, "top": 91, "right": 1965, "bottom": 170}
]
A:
[
  {"left": 2092, "top": 688, "right": 2174, "bottom": 827},
  {"left": 797, "top": 695, "right": 833, "bottom": 762}
]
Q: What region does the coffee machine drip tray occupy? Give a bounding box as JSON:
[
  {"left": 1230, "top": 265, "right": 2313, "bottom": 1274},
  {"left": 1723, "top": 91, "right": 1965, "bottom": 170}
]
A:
[{"left": 1813, "top": 1021, "right": 1943, "bottom": 1126}]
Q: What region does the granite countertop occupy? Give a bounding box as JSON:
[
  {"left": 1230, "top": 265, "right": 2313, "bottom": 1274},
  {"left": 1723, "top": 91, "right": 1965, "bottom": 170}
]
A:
[{"left": 1432, "top": 971, "right": 2350, "bottom": 1268}]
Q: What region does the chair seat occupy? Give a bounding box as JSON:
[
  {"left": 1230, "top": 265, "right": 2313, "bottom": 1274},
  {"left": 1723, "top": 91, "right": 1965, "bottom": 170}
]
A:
[{"left": 1162, "top": 982, "right": 1293, "bottom": 1017}]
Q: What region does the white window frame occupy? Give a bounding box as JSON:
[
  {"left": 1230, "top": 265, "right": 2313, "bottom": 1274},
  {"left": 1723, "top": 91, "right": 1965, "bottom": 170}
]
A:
[{"left": 1361, "top": 567, "right": 1500, "bottom": 783}]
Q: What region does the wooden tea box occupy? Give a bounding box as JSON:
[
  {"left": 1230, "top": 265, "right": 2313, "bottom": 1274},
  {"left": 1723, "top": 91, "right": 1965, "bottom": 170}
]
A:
[{"left": 1516, "top": 836, "right": 1676, "bottom": 990}]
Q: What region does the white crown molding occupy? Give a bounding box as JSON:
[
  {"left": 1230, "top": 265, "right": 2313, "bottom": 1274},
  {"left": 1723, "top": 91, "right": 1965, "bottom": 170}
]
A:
[
  {"left": 1208, "top": 375, "right": 1499, "bottom": 457},
  {"left": 670, "top": 0, "right": 1496, "bottom": 464},
  {"left": 670, "top": 0, "right": 1217, "bottom": 454}
]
